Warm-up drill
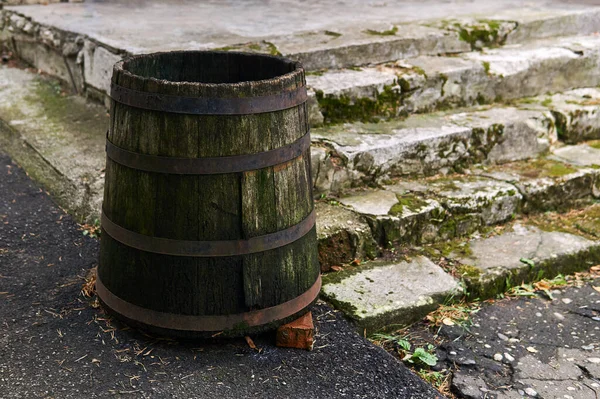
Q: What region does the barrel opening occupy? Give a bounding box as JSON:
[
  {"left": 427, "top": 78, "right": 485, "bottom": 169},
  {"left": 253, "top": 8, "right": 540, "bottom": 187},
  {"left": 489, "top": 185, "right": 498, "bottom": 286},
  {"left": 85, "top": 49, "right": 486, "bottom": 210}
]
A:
[{"left": 121, "top": 51, "right": 299, "bottom": 85}]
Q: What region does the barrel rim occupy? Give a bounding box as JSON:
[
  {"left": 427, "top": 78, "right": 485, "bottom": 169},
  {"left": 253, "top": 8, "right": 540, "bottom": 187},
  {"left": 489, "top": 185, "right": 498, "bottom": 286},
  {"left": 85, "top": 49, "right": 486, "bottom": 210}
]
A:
[{"left": 113, "top": 50, "right": 305, "bottom": 97}]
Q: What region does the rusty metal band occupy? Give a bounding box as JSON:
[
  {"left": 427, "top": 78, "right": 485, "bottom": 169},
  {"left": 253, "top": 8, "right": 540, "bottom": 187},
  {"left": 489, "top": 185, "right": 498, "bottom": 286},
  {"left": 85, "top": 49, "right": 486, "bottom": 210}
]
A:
[
  {"left": 101, "top": 209, "right": 316, "bottom": 257},
  {"left": 105, "top": 130, "right": 310, "bottom": 175},
  {"left": 110, "top": 82, "right": 307, "bottom": 115},
  {"left": 96, "top": 274, "right": 321, "bottom": 332}
]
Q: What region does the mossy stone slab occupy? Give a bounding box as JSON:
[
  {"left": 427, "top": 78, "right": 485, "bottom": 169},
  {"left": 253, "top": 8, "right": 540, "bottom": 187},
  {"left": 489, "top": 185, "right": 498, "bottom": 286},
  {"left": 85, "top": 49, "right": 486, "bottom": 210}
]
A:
[
  {"left": 321, "top": 256, "right": 461, "bottom": 333},
  {"left": 451, "top": 224, "right": 600, "bottom": 299}
]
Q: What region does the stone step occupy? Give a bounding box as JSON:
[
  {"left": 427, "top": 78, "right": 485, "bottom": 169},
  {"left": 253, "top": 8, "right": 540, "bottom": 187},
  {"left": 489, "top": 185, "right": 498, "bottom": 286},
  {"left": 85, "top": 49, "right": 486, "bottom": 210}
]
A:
[
  {"left": 0, "top": 63, "right": 108, "bottom": 222},
  {"left": 326, "top": 155, "right": 599, "bottom": 256},
  {"left": 312, "top": 88, "right": 600, "bottom": 195},
  {"left": 308, "top": 35, "right": 600, "bottom": 125},
  {"left": 448, "top": 220, "right": 600, "bottom": 300},
  {"left": 3, "top": 3, "right": 600, "bottom": 106},
  {"left": 312, "top": 107, "right": 551, "bottom": 194},
  {"left": 321, "top": 256, "right": 462, "bottom": 334},
  {"left": 518, "top": 88, "right": 600, "bottom": 144},
  {"left": 321, "top": 213, "right": 600, "bottom": 332}
]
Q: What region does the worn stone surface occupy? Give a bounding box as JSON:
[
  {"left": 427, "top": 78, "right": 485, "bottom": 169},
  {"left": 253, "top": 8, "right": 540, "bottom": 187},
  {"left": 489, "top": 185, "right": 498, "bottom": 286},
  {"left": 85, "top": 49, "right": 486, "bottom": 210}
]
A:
[
  {"left": 505, "top": 8, "right": 600, "bottom": 43},
  {"left": 451, "top": 372, "right": 490, "bottom": 399},
  {"left": 306, "top": 34, "right": 600, "bottom": 123},
  {"left": 386, "top": 175, "right": 521, "bottom": 241},
  {"left": 4, "top": 1, "right": 600, "bottom": 109},
  {"left": 321, "top": 256, "right": 461, "bottom": 333},
  {"left": 553, "top": 143, "right": 600, "bottom": 167},
  {"left": 82, "top": 40, "right": 122, "bottom": 95},
  {"left": 0, "top": 64, "right": 107, "bottom": 223},
  {"left": 521, "top": 88, "right": 600, "bottom": 144},
  {"left": 463, "top": 35, "right": 600, "bottom": 100},
  {"left": 313, "top": 107, "right": 550, "bottom": 192},
  {"left": 447, "top": 107, "right": 551, "bottom": 164},
  {"left": 420, "top": 176, "right": 521, "bottom": 226},
  {"left": 315, "top": 201, "right": 377, "bottom": 272},
  {"left": 339, "top": 188, "right": 446, "bottom": 245},
  {"left": 451, "top": 223, "right": 600, "bottom": 299},
  {"left": 479, "top": 158, "right": 600, "bottom": 212},
  {"left": 307, "top": 67, "right": 399, "bottom": 99}
]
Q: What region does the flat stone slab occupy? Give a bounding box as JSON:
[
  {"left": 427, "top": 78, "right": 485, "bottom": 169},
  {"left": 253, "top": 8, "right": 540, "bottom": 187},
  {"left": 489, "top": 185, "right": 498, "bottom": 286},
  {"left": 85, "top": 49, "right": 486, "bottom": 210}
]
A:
[
  {"left": 308, "top": 34, "right": 600, "bottom": 124},
  {"left": 553, "top": 143, "right": 600, "bottom": 167},
  {"left": 321, "top": 256, "right": 461, "bottom": 332},
  {"left": 451, "top": 223, "right": 600, "bottom": 298},
  {"left": 404, "top": 176, "right": 522, "bottom": 226},
  {"left": 6, "top": 0, "right": 599, "bottom": 55}
]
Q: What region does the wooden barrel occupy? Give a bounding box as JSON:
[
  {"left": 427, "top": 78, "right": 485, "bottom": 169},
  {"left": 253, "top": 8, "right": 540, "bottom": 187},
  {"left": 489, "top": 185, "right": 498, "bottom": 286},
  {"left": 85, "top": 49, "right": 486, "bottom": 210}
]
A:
[{"left": 97, "top": 51, "right": 320, "bottom": 337}]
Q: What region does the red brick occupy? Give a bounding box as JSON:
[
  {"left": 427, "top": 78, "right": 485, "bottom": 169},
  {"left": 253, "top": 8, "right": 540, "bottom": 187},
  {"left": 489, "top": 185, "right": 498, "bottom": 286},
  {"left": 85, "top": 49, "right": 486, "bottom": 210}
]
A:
[{"left": 276, "top": 312, "right": 314, "bottom": 351}]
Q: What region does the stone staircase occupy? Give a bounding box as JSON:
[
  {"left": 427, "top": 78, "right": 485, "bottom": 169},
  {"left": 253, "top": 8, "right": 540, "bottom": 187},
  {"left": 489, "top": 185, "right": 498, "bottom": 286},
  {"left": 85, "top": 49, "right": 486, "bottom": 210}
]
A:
[{"left": 1, "top": 1, "right": 600, "bottom": 334}]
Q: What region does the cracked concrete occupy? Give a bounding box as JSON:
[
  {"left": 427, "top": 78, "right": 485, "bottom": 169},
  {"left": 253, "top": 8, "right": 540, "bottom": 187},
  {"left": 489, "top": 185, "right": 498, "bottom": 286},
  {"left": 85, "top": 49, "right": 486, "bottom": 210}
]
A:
[{"left": 402, "top": 276, "right": 600, "bottom": 398}]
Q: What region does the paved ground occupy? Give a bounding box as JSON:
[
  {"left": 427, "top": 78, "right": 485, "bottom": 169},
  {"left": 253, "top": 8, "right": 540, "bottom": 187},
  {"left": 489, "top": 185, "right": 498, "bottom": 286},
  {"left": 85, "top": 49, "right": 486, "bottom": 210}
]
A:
[
  {"left": 401, "top": 278, "right": 600, "bottom": 398},
  {"left": 6, "top": 0, "right": 600, "bottom": 53},
  {"left": 0, "top": 149, "right": 442, "bottom": 398}
]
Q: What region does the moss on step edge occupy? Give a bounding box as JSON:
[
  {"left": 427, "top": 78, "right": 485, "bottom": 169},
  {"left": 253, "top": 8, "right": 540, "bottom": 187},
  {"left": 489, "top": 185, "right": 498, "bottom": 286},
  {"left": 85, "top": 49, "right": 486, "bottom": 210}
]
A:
[
  {"left": 454, "top": 19, "right": 510, "bottom": 50},
  {"left": 315, "top": 83, "right": 404, "bottom": 124},
  {"left": 463, "top": 244, "right": 600, "bottom": 300},
  {"left": 388, "top": 194, "right": 429, "bottom": 216}
]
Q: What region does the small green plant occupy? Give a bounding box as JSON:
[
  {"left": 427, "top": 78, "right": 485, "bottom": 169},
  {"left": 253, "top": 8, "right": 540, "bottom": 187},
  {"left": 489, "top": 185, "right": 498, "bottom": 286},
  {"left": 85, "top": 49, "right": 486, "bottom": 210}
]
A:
[
  {"left": 371, "top": 333, "right": 411, "bottom": 351},
  {"left": 371, "top": 333, "right": 438, "bottom": 367},
  {"left": 407, "top": 347, "right": 438, "bottom": 367}
]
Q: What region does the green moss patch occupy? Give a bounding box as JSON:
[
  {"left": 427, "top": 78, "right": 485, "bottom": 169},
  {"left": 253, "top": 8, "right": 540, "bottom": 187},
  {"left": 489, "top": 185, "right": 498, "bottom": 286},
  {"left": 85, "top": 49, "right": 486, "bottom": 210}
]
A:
[
  {"left": 588, "top": 140, "right": 600, "bottom": 150},
  {"left": 388, "top": 194, "right": 429, "bottom": 216},
  {"left": 454, "top": 19, "right": 510, "bottom": 50},
  {"left": 455, "top": 264, "right": 481, "bottom": 279},
  {"left": 364, "top": 26, "right": 398, "bottom": 36},
  {"left": 502, "top": 158, "right": 578, "bottom": 179},
  {"left": 213, "top": 41, "right": 281, "bottom": 56},
  {"left": 530, "top": 204, "right": 600, "bottom": 239}
]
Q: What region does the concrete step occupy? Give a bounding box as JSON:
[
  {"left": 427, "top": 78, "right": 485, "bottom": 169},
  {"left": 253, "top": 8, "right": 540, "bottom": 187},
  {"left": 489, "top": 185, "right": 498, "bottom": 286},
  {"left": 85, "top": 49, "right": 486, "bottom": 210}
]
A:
[
  {"left": 321, "top": 213, "right": 600, "bottom": 332},
  {"left": 3, "top": 3, "right": 600, "bottom": 107},
  {"left": 312, "top": 88, "right": 600, "bottom": 195},
  {"left": 308, "top": 35, "right": 600, "bottom": 125},
  {"left": 0, "top": 63, "right": 107, "bottom": 222}
]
